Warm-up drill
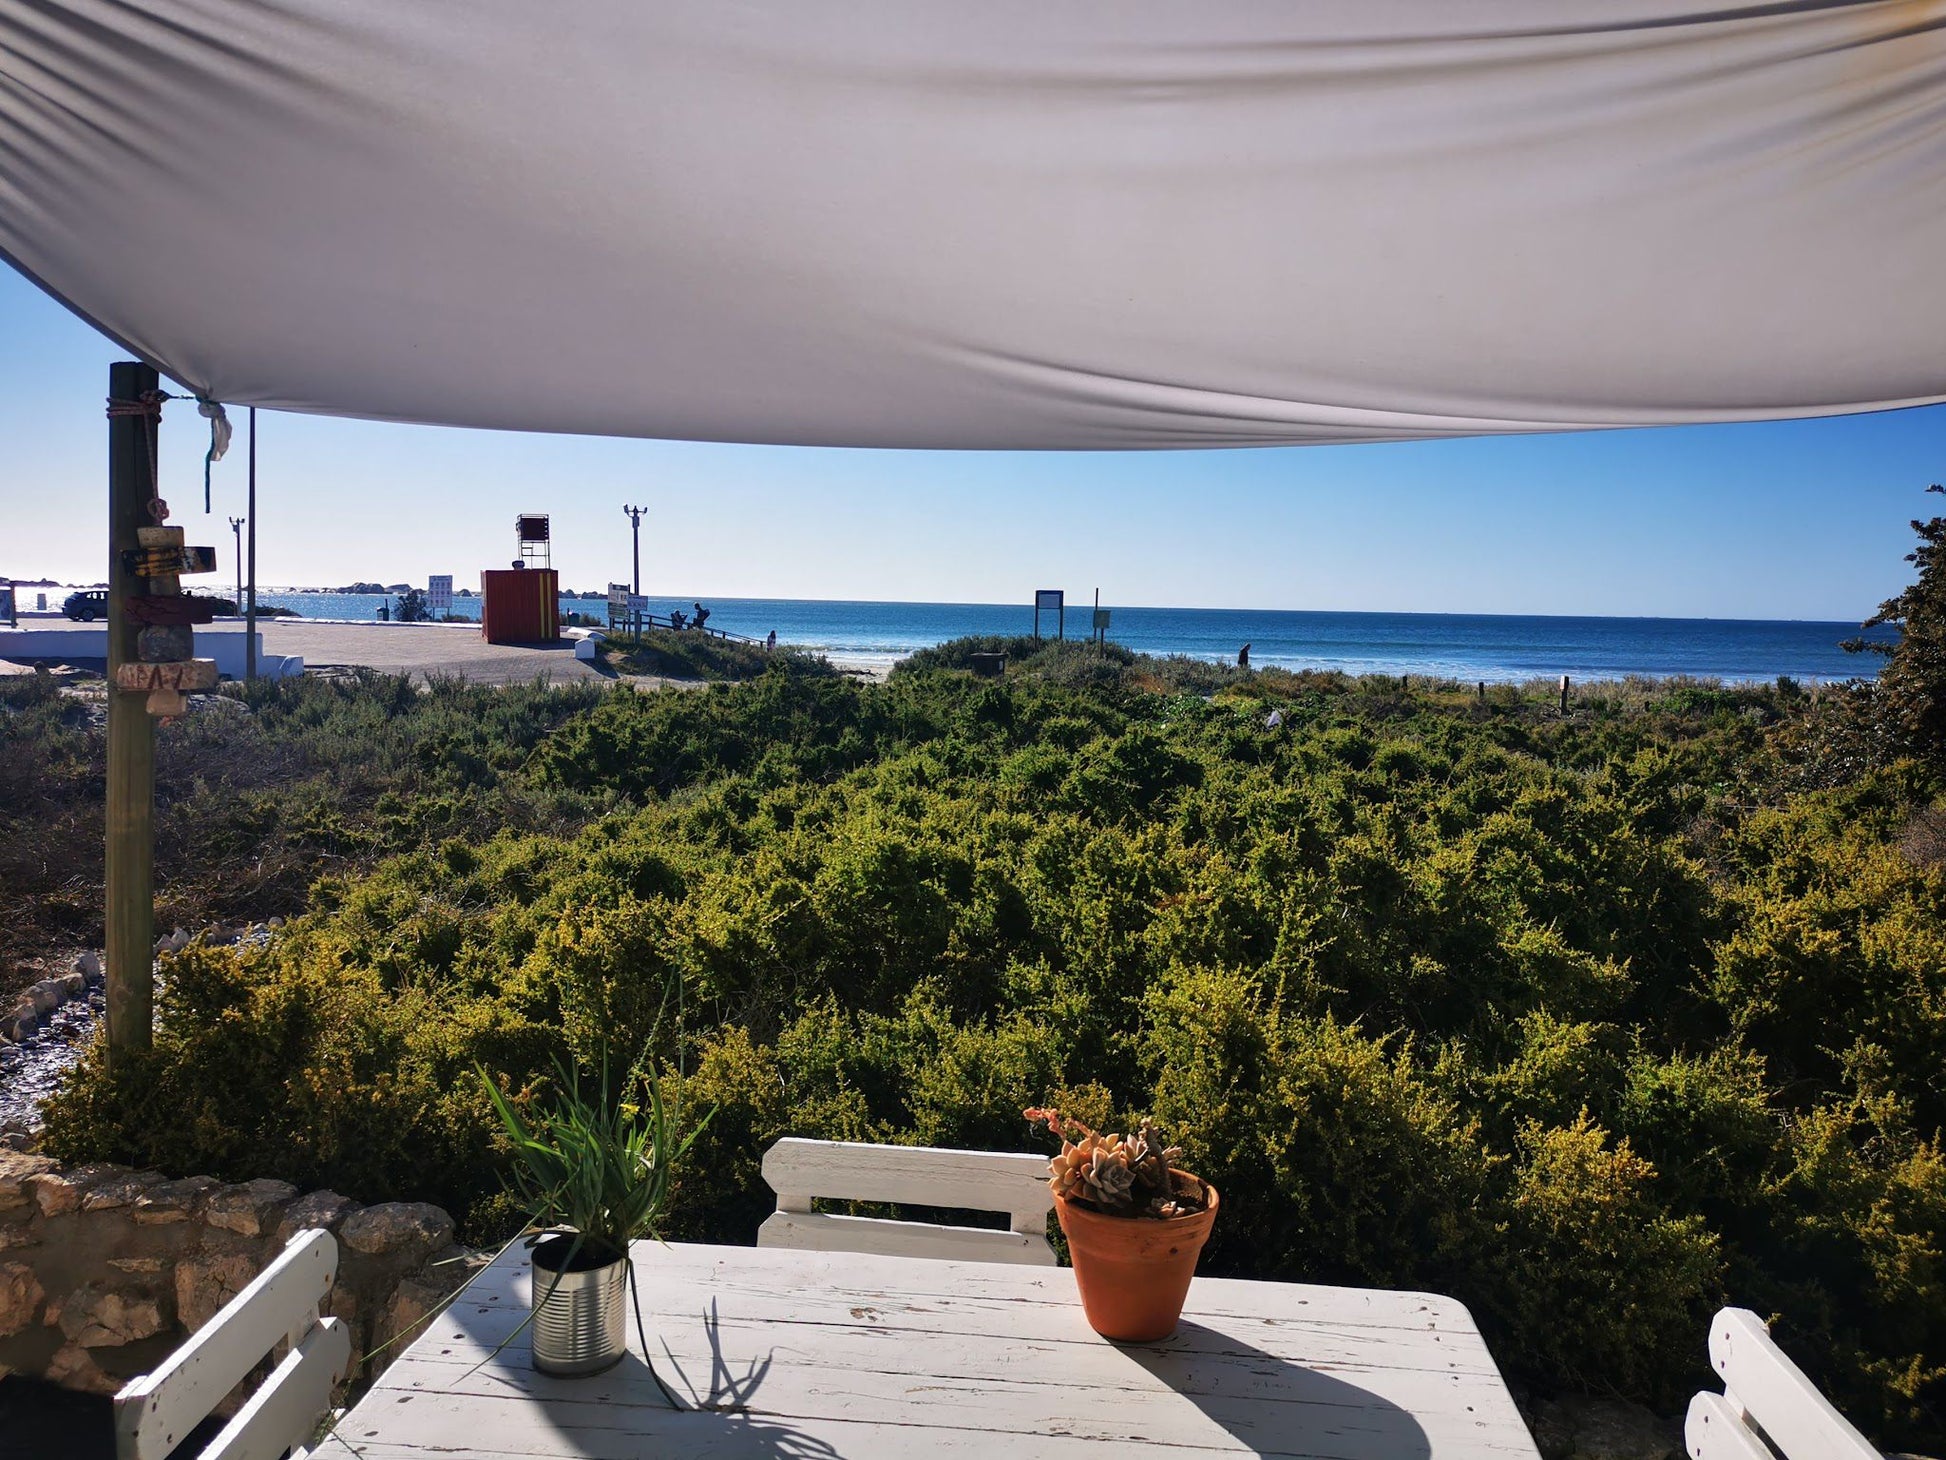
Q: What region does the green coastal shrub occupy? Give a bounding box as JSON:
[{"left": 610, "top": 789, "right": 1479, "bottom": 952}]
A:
[
  {"left": 37, "top": 646, "right": 1946, "bottom": 1446},
  {"left": 600, "top": 627, "right": 834, "bottom": 683},
  {"left": 1496, "top": 1116, "right": 1721, "bottom": 1401}
]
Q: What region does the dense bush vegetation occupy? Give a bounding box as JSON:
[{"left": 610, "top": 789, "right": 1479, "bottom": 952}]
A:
[
  {"left": 32, "top": 638, "right": 1946, "bottom": 1445},
  {"left": 0, "top": 670, "right": 604, "bottom": 1000}
]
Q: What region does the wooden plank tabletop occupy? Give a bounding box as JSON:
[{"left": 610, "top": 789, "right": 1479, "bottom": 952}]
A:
[{"left": 325, "top": 1241, "right": 1541, "bottom": 1460}]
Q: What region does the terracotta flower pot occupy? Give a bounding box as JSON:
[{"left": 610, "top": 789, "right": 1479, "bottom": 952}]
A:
[{"left": 1054, "top": 1177, "right": 1219, "bottom": 1342}]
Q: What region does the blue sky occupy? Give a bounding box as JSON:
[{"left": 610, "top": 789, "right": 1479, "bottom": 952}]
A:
[{"left": 1, "top": 262, "right": 1937, "bottom": 620}]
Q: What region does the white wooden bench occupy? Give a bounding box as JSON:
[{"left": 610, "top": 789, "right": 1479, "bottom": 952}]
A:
[
  {"left": 1685, "top": 1308, "right": 1883, "bottom": 1460},
  {"left": 115, "top": 1229, "right": 352, "bottom": 1460},
  {"left": 758, "top": 1137, "right": 1056, "bottom": 1265}
]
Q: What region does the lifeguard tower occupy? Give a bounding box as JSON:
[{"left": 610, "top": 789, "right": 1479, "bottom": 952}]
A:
[{"left": 480, "top": 514, "right": 560, "bottom": 643}]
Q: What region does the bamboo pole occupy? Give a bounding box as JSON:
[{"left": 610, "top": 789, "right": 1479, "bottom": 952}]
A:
[{"left": 105, "top": 361, "right": 158, "bottom": 1062}]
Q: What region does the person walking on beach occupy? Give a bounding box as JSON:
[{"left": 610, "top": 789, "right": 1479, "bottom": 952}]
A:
[
  {"left": 766, "top": 629, "right": 777, "bottom": 652},
  {"left": 1237, "top": 643, "right": 1251, "bottom": 669}
]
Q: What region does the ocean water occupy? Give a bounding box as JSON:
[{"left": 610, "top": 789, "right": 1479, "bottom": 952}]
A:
[{"left": 246, "top": 591, "right": 1891, "bottom": 683}]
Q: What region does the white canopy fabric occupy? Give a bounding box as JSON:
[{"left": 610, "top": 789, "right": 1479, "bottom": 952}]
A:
[{"left": 2, "top": 1, "right": 1944, "bottom": 450}]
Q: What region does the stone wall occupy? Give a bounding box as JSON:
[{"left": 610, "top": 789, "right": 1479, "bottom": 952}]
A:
[{"left": 0, "top": 1152, "right": 483, "bottom": 1397}]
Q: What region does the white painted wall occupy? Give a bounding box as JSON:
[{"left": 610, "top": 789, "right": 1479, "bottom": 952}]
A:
[{"left": 0, "top": 626, "right": 303, "bottom": 680}]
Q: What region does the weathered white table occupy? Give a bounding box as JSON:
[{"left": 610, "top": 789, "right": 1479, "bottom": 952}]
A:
[{"left": 329, "top": 1241, "right": 1540, "bottom": 1459}]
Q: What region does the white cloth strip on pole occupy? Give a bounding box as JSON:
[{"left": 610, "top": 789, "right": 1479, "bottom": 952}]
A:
[{"left": 3, "top": 2, "right": 1945, "bottom": 451}]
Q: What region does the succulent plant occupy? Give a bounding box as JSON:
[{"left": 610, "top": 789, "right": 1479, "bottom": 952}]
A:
[{"left": 1026, "top": 1107, "right": 1208, "bottom": 1218}]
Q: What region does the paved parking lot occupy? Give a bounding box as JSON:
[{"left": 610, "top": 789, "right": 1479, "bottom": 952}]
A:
[
  {"left": 257, "top": 619, "right": 607, "bottom": 683},
  {"left": 2, "top": 616, "right": 611, "bottom": 686}
]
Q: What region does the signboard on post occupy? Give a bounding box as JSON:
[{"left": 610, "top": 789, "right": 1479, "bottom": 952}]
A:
[
  {"left": 122, "top": 545, "right": 216, "bottom": 577},
  {"left": 1033, "top": 588, "right": 1065, "bottom": 643},
  {"left": 427, "top": 575, "right": 453, "bottom": 617}
]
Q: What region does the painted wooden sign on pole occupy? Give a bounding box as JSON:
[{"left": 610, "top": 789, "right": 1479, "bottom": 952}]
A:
[{"left": 114, "top": 661, "right": 220, "bottom": 695}]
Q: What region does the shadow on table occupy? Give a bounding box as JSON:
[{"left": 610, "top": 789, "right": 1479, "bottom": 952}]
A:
[
  {"left": 1121, "top": 1320, "right": 1434, "bottom": 1460},
  {"left": 646, "top": 1299, "right": 844, "bottom": 1460}
]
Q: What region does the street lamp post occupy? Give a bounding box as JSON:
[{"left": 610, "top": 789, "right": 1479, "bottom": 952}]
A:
[
  {"left": 623, "top": 504, "right": 646, "bottom": 595},
  {"left": 228, "top": 515, "right": 244, "bottom": 609}
]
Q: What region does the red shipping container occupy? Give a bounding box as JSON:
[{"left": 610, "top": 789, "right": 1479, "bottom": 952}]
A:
[{"left": 480, "top": 568, "right": 559, "bottom": 643}]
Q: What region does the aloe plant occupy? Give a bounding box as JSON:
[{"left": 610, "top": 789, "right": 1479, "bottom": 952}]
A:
[
  {"left": 478, "top": 1052, "right": 709, "bottom": 1405},
  {"left": 481, "top": 1052, "right": 706, "bottom": 1265}
]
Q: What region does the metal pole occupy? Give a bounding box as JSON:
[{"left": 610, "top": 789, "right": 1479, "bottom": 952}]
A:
[
  {"left": 623, "top": 504, "right": 645, "bottom": 594},
  {"left": 245, "top": 408, "right": 257, "bottom": 682},
  {"left": 105, "top": 361, "right": 157, "bottom": 1063}
]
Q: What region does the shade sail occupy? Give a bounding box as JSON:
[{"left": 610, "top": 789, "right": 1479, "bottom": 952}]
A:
[{"left": 3, "top": 2, "right": 1944, "bottom": 450}]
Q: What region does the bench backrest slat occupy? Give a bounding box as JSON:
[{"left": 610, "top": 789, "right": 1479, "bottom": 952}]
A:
[
  {"left": 115, "top": 1230, "right": 341, "bottom": 1460},
  {"left": 760, "top": 1138, "right": 1054, "bottom": 1264},
  {"left": 1686, "top": 1309, "right": 1883, "bottom": 1460},
  {"left": 758, "top": 1210, "right": 1057, "bottom": 1266},
  {"left": 203, "top": 1316, "right": 352, "bottom": 1460},
  {"left": 1686, "top": 1393, "right": 1781, "bottom": 1460}
]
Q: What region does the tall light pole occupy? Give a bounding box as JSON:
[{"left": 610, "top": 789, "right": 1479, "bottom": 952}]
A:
[
  {"left": 228, "top": 515, "right": 244, "bottom": 609},
  {"left": 623, "top": 504, "right": 646, "bottom": 595}
]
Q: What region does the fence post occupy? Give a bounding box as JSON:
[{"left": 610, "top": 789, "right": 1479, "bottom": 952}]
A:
[{"left": 1559, "top": 675, "right": 1570, "bottom": 715}]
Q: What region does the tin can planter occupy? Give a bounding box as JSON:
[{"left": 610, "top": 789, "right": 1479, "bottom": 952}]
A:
[
  {"left": 530, "top": 1233, "right": 629, "bottom": 1376},
  {"left": 1055, "top": 1178, "right": 1220, "bottom": 1343}
]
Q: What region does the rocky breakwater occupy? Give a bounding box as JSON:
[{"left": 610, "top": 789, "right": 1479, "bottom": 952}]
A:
[{"left": 0, "top": 1153, "right": 485, "bottom": 1398}]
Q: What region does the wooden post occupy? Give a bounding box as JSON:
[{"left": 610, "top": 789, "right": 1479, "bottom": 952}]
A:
[
  {"left": 1559, "top": 674, "right": 1570, "bottom": 715},
  {"left": 105, "top": 361, "right": 157, "bottom": 1062},
  {"left": 1477, "top": 680, "right": 1486, "bottom": 701},
  {"left": 245, "top": 407, "right": 257, "bottom": 682}
]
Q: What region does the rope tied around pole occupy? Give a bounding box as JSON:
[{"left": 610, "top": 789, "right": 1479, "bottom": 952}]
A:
[
  {"left": 104, "top": 390, "right": 232, "bottom": 511},
  {"left": 103, "top": 391, "right": 165, "bottom": 420},
  {"left": 106, "top": 390, "right": 166, "bottom": 513}
]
